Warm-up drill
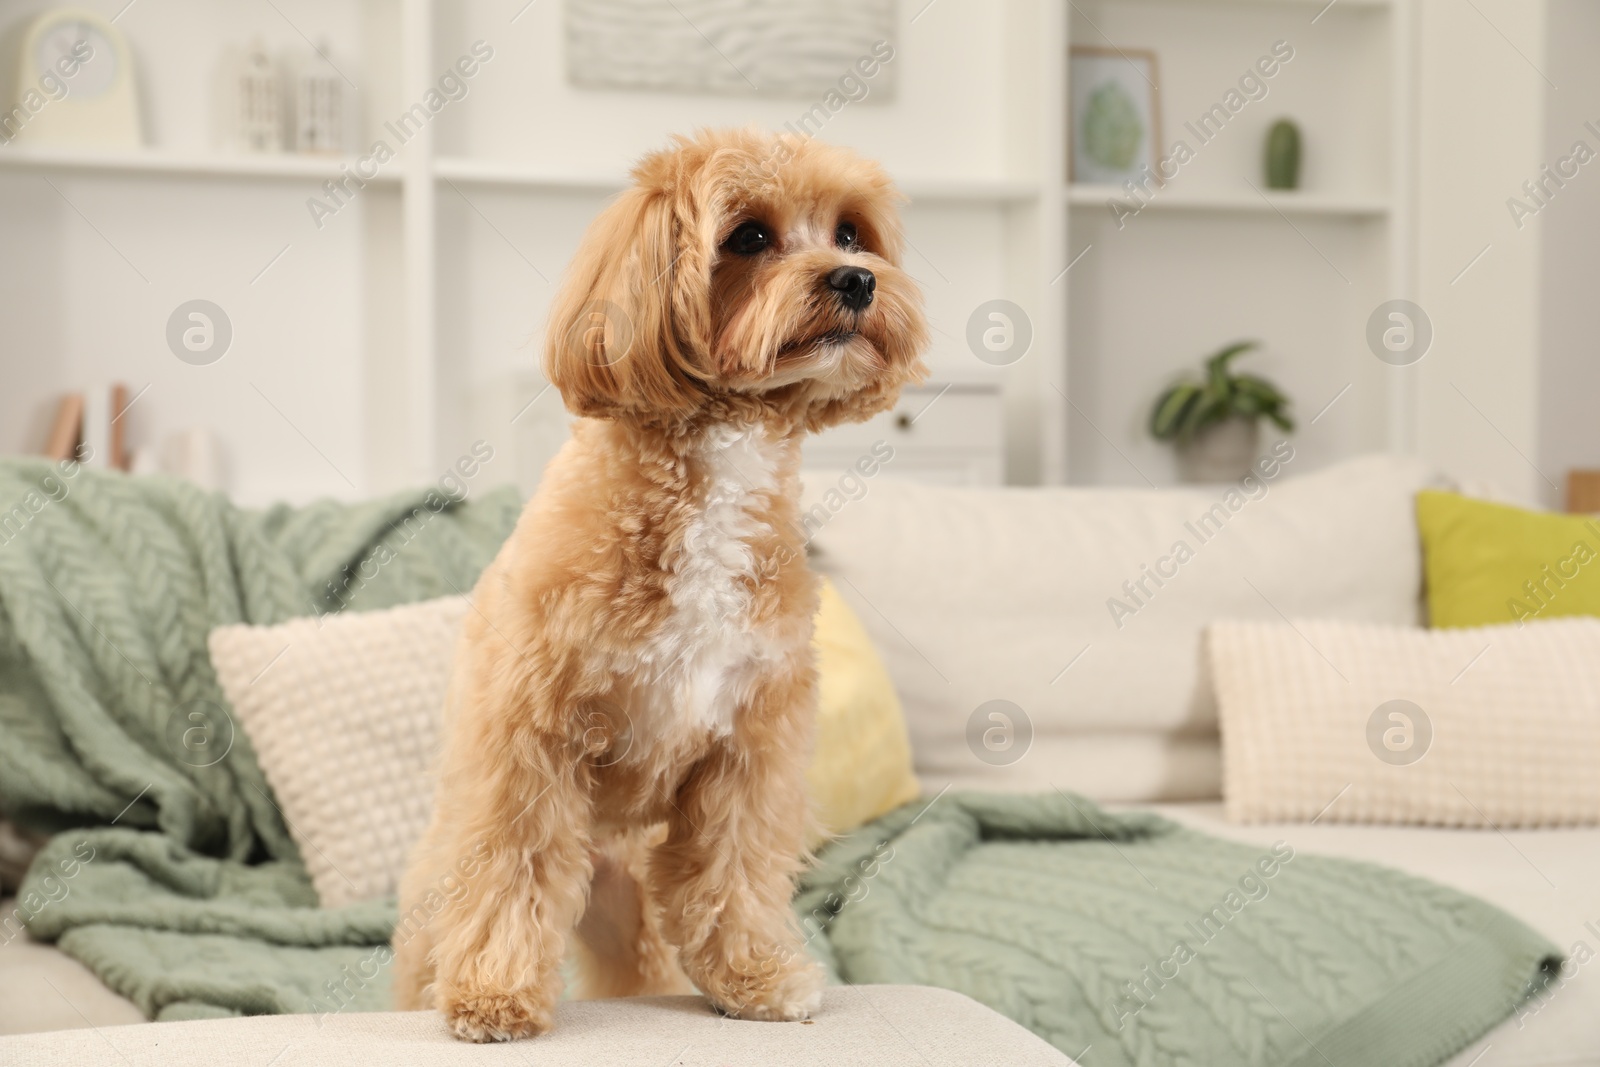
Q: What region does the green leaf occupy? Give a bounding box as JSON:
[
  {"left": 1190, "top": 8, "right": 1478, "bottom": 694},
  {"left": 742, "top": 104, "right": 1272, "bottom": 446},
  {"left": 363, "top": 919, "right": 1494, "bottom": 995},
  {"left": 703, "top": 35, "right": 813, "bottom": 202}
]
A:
[
  {"left": 1233, "top": 376, "right": 1292, "bottom": 426},
  {"left": 1203, "top": 341, "right": 1257, "bottom": 397},
  {"left": 1234, "top": 374, "right": 1285, "bottom": 403},
  {"left": 1150, "top": 384, "right": 1201, "bottom": 440}
]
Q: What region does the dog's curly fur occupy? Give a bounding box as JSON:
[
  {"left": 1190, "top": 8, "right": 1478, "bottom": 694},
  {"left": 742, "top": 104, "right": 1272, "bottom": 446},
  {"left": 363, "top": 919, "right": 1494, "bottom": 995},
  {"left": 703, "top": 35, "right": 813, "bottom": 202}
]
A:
[{"left": 392, "top": 128, "right": 929, "bottom": 1042}]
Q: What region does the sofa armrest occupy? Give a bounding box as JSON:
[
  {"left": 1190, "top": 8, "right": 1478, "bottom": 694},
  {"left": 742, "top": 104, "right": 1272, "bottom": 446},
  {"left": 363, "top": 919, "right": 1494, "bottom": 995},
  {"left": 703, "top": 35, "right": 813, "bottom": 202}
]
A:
[{"left": 0, "top": 985, "right": 1075, "bottom": 1066}]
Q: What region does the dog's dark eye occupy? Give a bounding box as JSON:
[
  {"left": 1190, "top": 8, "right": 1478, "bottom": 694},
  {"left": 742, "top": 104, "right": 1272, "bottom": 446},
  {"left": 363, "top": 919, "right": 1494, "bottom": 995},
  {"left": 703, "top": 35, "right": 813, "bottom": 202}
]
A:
[
  {"left": 835, "top": 221, "right": 859, "bottom": 249},
  {"left": 725, "top": 221, "right": 771, "bottom": 256}
]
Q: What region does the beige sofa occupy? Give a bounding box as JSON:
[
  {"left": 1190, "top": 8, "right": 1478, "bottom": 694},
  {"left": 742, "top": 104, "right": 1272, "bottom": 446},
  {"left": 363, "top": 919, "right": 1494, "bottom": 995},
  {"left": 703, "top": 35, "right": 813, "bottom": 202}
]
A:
[
  {"left": 802, "top": 455, "right": 1600, "bottom": 1067},
  {"left": 0, "top": 985, "right": 1073, "bottom": 1065},
  {"left": 3, "top": 455, "right": 1597, "bottom": 1065}
]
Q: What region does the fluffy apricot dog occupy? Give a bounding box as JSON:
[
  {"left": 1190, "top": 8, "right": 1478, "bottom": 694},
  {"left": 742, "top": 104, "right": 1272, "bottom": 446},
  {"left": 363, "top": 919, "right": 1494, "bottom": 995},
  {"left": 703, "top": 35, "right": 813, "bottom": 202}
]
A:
[{"left": 393, "top": 128, "right": 929, "bottom": 1041}]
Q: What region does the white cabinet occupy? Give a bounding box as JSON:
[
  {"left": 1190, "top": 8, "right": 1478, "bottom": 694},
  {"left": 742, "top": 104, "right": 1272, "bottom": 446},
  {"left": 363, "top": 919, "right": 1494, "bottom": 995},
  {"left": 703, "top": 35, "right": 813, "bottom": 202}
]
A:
[{"left": 803, "top": 383, "right": 1004, "bottom": 486}]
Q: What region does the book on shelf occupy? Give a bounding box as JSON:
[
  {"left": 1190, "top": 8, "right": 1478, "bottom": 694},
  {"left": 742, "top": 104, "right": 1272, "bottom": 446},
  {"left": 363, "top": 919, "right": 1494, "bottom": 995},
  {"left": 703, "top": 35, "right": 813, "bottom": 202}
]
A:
[{"left": 43, "top": 384, "right": 133, "bottom": 470}]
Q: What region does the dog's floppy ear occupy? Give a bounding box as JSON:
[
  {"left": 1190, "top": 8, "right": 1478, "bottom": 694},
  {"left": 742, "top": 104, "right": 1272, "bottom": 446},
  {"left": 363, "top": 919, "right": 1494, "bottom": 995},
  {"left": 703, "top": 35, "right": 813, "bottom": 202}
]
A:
[{"left": 543, "top": 185, "right": 708, "bottom": 420}]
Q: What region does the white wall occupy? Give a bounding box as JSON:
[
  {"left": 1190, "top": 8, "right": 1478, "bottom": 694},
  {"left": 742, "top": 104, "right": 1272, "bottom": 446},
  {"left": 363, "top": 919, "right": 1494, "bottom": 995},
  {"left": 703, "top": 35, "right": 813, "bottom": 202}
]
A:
[
  {"left": 1414, "top": 0, "right": 1547, "bottom": 505},
  {"left": 1538, "top": 0, "right": 1600, "bottom": 506},
  {"left": 430, "top": 2, "right": 1009, "bottom": 183}
]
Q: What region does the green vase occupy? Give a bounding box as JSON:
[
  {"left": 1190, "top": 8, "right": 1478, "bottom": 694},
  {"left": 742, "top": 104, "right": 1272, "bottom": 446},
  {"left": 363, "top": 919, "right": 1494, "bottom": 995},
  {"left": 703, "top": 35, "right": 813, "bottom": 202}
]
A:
[{"left": 1265, "top": 119, "right": 1301, "bottom": 190}]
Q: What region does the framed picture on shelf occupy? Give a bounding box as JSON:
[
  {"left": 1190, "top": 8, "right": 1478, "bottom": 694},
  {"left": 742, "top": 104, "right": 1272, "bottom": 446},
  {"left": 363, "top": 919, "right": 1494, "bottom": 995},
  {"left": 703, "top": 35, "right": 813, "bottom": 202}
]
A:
[{"left": 1069, "top": 46, "right": 1161, "bottom": 186}]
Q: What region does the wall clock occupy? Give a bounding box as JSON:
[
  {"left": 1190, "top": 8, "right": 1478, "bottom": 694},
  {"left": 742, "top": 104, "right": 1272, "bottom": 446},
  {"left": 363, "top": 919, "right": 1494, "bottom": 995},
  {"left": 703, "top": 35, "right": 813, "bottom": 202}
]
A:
[{"left": 9, "top": 9, "right": 142, "bottom": 148}]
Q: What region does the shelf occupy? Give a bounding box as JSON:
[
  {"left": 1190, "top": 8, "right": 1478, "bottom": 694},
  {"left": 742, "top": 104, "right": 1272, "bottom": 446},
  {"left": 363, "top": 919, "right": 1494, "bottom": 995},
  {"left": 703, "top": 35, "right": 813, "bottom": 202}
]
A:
[
  {"left": 432, "top": 158, "right": 623, "bottom": 194},
  {"left": 0, "top": 149, "right": 1035, "bottom": 203},
  {"left": 1089, "top": 0, "right": 1389, "bottom": 7},
  {"left": 434, "top": 156, "right": 1038, "bottom": 203},
  {"left": 0, "top": 145, "right": 401, "bottom": 184},
  {"left": 1067, "top": 183, "right": 1390, "bottom": 218}
]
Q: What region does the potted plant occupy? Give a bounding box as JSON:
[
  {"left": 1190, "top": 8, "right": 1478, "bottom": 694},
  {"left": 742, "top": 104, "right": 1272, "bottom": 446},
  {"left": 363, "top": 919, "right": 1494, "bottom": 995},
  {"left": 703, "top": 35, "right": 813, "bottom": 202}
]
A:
[{"left": 1149, "top": 341, "right": 1294, "bottom": 483}]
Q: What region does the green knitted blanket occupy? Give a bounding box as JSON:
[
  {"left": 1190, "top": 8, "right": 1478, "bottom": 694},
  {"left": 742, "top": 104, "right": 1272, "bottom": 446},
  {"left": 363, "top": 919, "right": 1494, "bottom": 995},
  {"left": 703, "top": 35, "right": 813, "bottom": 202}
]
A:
[
  {"left": 798, "top": 794, "right": 1559, "bottom": 1067},
  {"left": 0, "top": 461, "right": 1559, "bottom": 1065},
  {"left": 0, "top": 459, "right": 522, "bottom": 1020}
]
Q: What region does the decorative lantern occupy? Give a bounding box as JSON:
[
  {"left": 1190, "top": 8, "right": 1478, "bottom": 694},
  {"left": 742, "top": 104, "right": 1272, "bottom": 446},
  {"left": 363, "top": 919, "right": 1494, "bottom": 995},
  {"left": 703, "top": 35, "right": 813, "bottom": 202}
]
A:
[
  {"left": 214, "top": 38, "right": 282, "bottom": 153},
  {"left": 289, "top": 41, "right": 345, "bottom": 155}
]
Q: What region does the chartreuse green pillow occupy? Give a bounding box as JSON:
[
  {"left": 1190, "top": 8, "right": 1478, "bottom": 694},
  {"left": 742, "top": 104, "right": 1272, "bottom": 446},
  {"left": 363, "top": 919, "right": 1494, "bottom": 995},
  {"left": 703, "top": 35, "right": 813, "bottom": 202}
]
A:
[{"left": 1416, "top": 489, "right": 1600, "bottom": 627}]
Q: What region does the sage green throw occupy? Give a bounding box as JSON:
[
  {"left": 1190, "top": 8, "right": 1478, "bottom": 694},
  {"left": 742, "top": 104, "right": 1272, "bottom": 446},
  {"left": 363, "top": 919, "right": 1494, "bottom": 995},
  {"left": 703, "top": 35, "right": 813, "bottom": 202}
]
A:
[
  {"left": 0, "top": 460, "right": 521, "bottom": 1020},
  {"left": 798, "top": 794, "right": 1559, "bottom": 1067},
  {"left": 0, "top": 461, "right": 1559, "bottom": 1065}
]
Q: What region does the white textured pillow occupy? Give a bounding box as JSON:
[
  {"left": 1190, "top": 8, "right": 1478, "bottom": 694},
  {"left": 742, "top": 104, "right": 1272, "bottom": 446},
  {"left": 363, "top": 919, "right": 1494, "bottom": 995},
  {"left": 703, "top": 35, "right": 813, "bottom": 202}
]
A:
[
  {"left": 208, "top": 597, "right": 469, "bottom": 907},
  {"left": 805, "top": 454, "right": 1439, "bottom": 801},
  {"left": 1211, "top": 617, "right": 1600, "bottom": 827}
]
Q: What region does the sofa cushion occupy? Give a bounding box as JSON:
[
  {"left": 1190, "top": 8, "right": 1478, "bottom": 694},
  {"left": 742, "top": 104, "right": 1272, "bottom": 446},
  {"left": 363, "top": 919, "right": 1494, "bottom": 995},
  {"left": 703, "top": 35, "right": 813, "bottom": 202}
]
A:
[
  {"left": 209, "top": 597, "right": 471, "bottom": 908},
  {"left": 0, "top": 985, "right": 1076, "bottom": 1065},
  {"left": 0, "top": 918, "right": 143, "bottom": 1035},
  {"left": 804, "top": 454, "right": 1439, "bottom": 801},
  {"left": 1416, "top": 489, "right": 1600, "bottom": 628},
  {"left": 807, "top": 580, "right": 923, "bottom": 840},
  {"left": 1211, "top": 616, "right": 1600, "bottom": 827},
  {"left": 1147, "top": 803, "right": 1600, "bottom": 1067}
]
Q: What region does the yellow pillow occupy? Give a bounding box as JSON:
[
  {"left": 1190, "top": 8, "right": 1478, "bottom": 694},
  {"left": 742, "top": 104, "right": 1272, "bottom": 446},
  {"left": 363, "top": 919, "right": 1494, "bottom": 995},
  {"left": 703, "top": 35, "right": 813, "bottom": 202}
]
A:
[
  {"left": 1416, "top": 490, "right": 1600, "bottom": 628},
  {"left": 806, "top": 579, "right": 921, "bottom": 839}
]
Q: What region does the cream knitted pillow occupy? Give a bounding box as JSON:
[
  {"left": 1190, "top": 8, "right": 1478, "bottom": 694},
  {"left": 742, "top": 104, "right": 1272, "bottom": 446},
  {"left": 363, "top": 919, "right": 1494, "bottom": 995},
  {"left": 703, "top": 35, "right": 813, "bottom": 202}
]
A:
[
  {"left": 1211, "top": 617, "right": 1600, "bottom": 827},
  {"left": 208, "top": 597, "right": 470, "bottom": 908},
  {"left": 210, "top": 586, "right": 919, "bottom": 908}
]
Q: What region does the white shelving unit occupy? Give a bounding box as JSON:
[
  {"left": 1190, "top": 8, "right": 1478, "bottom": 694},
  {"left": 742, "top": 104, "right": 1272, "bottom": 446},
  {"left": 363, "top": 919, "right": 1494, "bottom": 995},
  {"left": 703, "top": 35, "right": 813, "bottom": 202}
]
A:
[
  {"left": 1066, "top": 183, "right": 1391, "bottom": 217},
  {"left": 433, "top": 156, "right": 1041, "bottom": 203},
  {"left": 0, "top": 0, "right": 1416, "bottom": 499},
  {"left": 1061, "top": 0, "right": 1417, "bottom": 485},
  {"left": 0, "top": 144, "right": 401, "bottom": 183}
]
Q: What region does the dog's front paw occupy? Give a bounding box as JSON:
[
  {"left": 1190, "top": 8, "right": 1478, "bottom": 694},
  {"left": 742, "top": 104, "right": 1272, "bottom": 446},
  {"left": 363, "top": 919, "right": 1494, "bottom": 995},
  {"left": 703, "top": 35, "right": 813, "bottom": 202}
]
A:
[
  {"left": 441, "top": 988, "right": 554, "bottom": 1043},
  {"left": 703, "top": 953, "right": 825, "bottom": 1022}
]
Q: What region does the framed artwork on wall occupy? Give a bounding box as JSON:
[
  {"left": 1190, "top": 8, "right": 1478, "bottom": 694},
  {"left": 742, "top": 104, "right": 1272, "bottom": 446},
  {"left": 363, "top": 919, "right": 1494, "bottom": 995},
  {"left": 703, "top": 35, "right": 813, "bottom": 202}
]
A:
[
  {"left": 565, "top": 0, "right": 897, "bottom": 98},
  {"left": 1069, "top": 46, "right": 1161, "bottom": 185}
]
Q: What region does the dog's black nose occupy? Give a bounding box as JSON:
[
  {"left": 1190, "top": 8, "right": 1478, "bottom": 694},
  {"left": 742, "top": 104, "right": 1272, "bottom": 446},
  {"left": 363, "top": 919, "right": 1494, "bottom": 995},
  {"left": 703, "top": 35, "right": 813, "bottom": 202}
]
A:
[{"left": 827, "top": 266, "right": 876, "bottom": 311}]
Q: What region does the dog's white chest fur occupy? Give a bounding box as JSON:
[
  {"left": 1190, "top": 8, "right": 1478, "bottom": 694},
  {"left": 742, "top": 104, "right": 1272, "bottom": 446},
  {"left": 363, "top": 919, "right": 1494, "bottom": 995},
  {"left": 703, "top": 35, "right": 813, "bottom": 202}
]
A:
[{"left": 628, "top": 425, "right": 785, "bottom": 744}]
